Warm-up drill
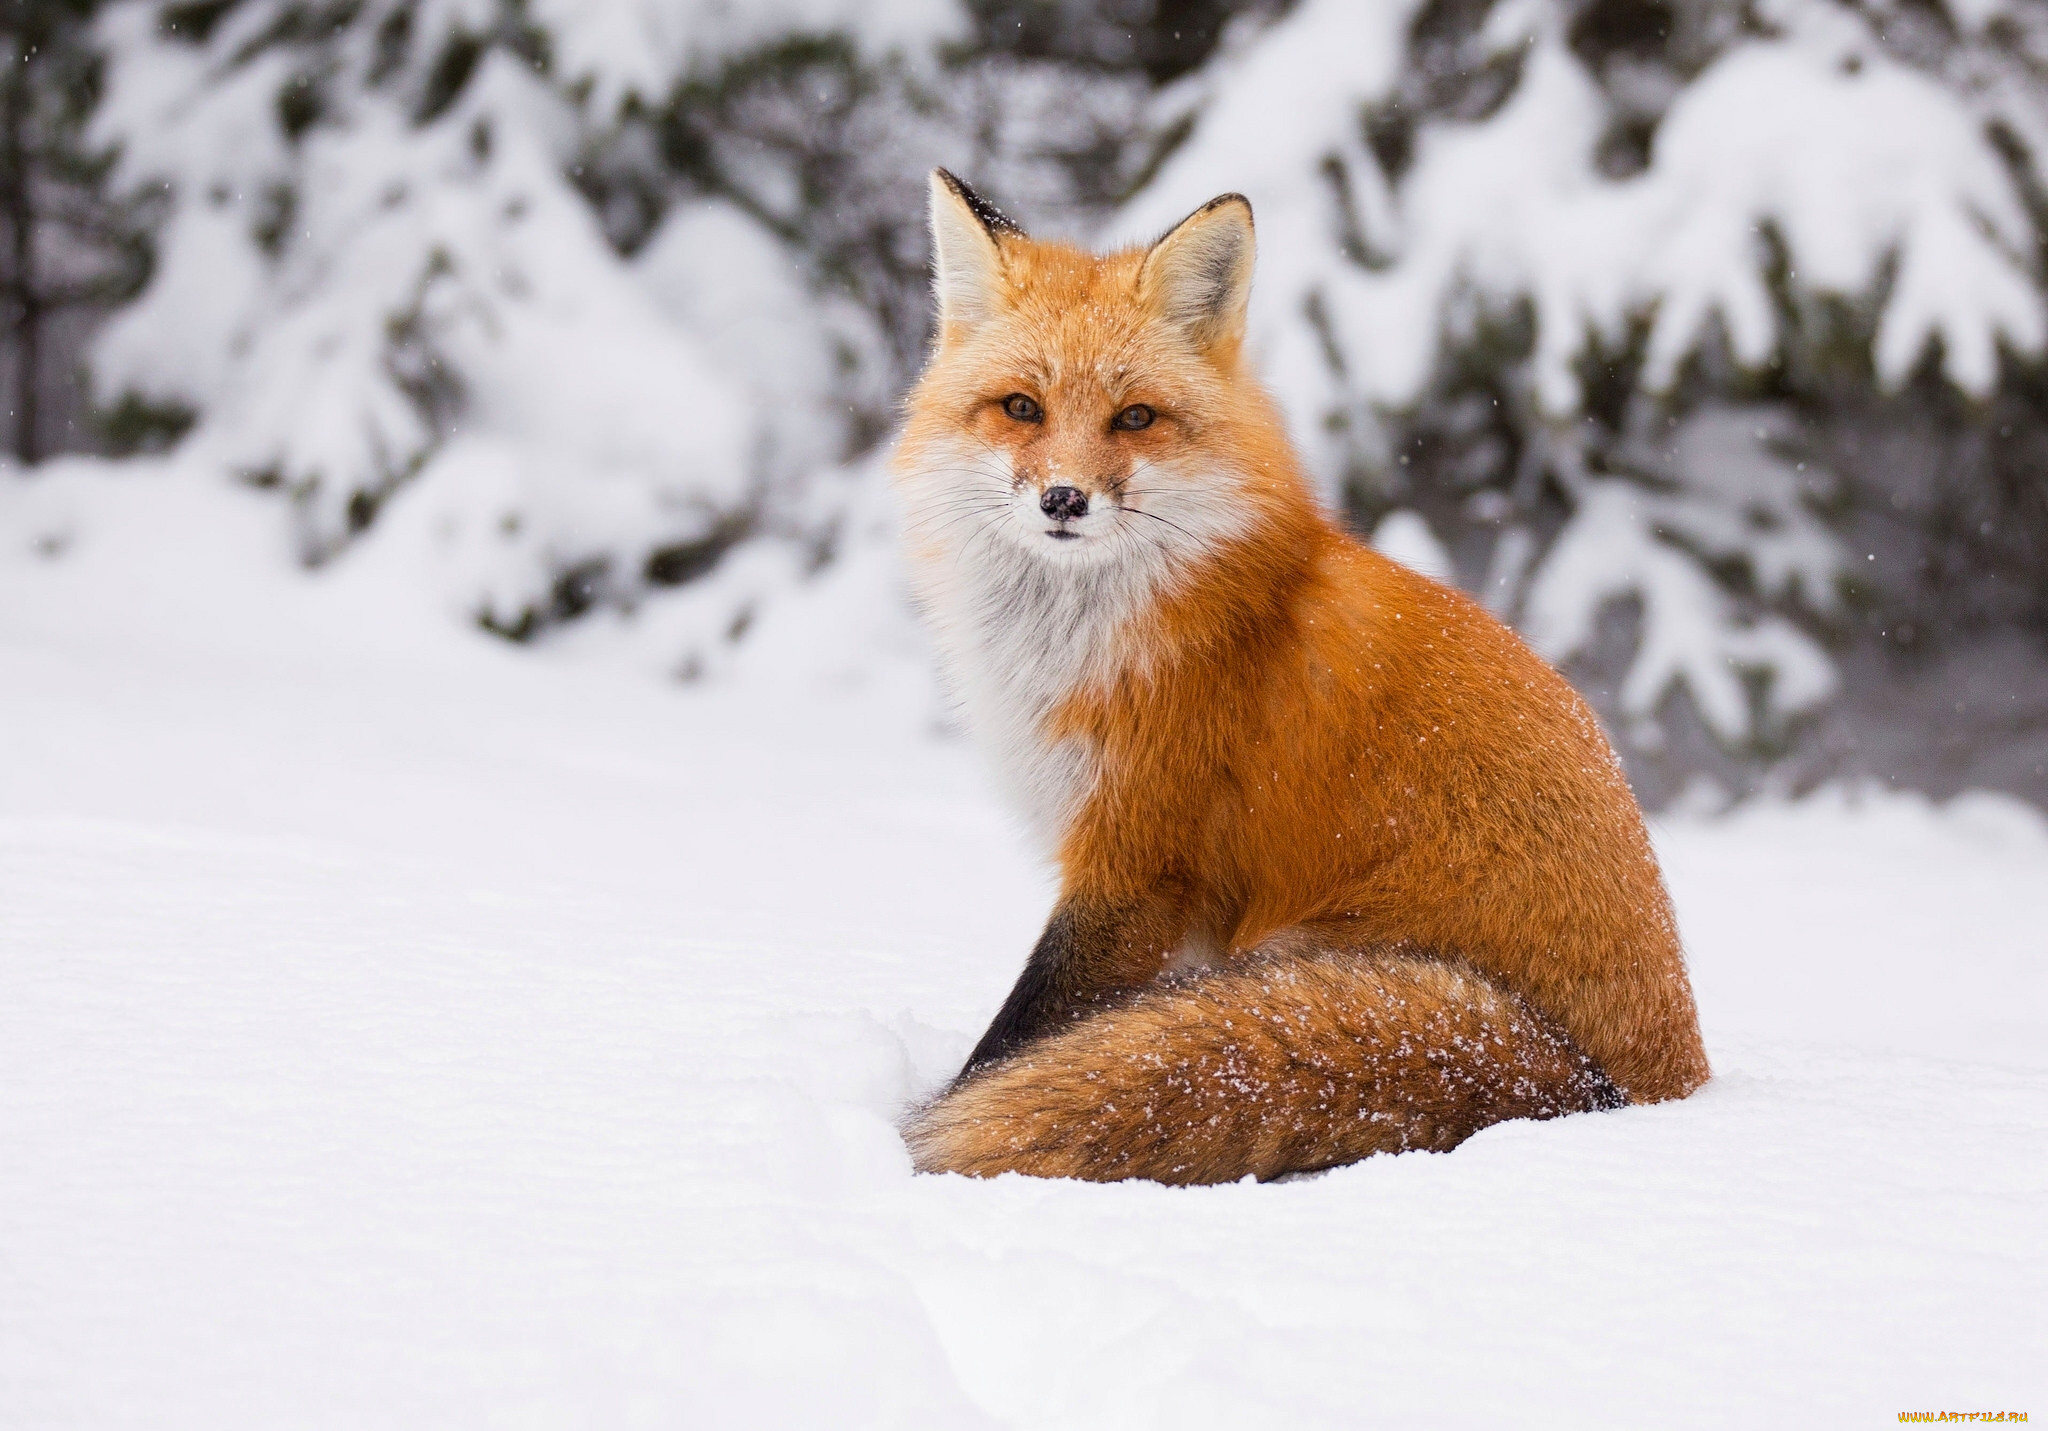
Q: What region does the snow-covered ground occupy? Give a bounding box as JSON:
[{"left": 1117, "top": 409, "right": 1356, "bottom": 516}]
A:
[{"left": 3, "top": 468, "right": 2044, "bottom": 1428}]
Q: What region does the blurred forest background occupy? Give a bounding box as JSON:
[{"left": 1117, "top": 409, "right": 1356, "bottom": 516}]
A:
[{"left": 5, "top": 0, "right": 2047, "bottom": 809}]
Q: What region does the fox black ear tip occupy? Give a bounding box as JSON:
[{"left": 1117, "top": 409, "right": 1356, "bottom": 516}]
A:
[
  {"left": 932, "top": 171, "right": 1025, "bottom": 239},
  {"left": 1206, "top": 192, "right": 1254, "bottom": 224}
]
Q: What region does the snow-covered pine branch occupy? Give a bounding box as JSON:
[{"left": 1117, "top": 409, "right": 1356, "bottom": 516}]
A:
[
  {"left": 84, "top": 0, "right": 956, "bottom": 651},
  {"left": 1124, "top": 0, "right": 2046, "bottom": 758},
  {"left": 80, "top": 0, "right": 1160, "bottom": 680}
]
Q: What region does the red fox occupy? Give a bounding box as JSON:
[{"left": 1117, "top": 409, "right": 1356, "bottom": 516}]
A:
[{"left": 892, "top": 170, "right": 1710, "bottom": 1185}]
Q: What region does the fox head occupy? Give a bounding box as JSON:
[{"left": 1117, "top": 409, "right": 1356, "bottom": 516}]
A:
[{"left": 894, "top": 170, "right": 1301, "bottom": 578}]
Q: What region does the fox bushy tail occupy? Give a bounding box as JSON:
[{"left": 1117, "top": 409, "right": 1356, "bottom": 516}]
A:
[{"left": 905, "top": 950, "right": 1623, "bottom": 1185}]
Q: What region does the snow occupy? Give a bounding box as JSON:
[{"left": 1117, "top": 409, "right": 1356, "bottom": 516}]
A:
[
  {"left": 1369, "top": 507, "right": 1455, "bottom": 586},
  {"left": 1134, "top": 0, "right": 2042, "bottom": 423},
  {"left": 1522, "top": 475, "right": 1837, "bottom": 741},
  {"left": 534, "top": 0, "right": 964, "bottom": 115},
  {"left": 1641, "top": 26, "right": 2043, "bottom": 397},
  {"left": 3, "top": 465, "right": 2043, "bottom": 1426},
  {"left": 87, "top": 7, "right": 832, "bottom": 641},
  {"left": 634, "top": 198, "right": 883, "bottom": 478}
]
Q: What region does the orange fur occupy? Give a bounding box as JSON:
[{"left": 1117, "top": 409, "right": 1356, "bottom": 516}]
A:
[
  {"left": 893, "top": 173, "right": 1709, "bottom": 1184},
  {"left": 904, "top": 949, "right": 1623, "bottom": 1185}
]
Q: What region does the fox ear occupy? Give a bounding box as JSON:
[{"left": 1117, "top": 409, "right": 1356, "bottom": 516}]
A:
[
  {"left": 1141, "top": 193, "right": 1255, "bottom": 351},
  {"left": 929, "top": 169, "right": 1022, "bottom": 329}
]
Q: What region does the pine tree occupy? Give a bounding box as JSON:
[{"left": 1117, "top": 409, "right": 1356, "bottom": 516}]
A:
[
  {"left": 1124, "top": 0, "right": 2048, "bottom": 802},
  {"left": 84, "top": 0, "right": 1176, "bottom": 662}
]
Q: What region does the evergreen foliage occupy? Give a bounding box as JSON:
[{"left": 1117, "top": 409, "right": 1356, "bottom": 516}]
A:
[
  {"left": 1127, "top": 0, "right": 2048, "bottom": 802},
  {"left": 0, "top": 0, "right": 149, "bottom": 462},
  {"left": 18, "top": 0, "right": 2048, "bottom": 803}
]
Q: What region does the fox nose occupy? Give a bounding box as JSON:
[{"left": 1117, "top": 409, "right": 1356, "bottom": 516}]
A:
[{"left": 1040, "top": 485, "right": 1089, "bottom": 521}]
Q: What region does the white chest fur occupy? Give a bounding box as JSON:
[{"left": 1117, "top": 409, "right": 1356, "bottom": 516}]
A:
[
  {"left": 895, "top": 444, "right": 1249, "bottom": 854},
  {"left": 914, "top": 541, "right": 1156, "bottom": 852}
]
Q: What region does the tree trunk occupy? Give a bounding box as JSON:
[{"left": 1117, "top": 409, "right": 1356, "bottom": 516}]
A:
[{"left": 3, "top": 32, "right": 38, "bottom": 466}]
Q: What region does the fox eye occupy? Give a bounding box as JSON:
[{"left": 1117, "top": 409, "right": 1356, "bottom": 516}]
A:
[
  {"left": 1112, "top": 403, "right": 1156, "bottom": 431},
  {"left": 1002, "top": 393, "right": 1042, "bottom": 422}
]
